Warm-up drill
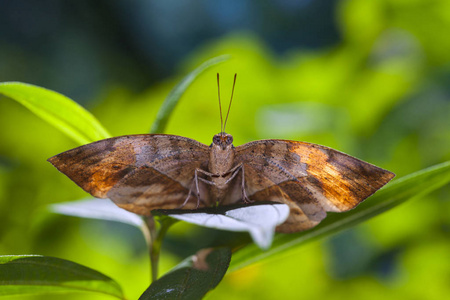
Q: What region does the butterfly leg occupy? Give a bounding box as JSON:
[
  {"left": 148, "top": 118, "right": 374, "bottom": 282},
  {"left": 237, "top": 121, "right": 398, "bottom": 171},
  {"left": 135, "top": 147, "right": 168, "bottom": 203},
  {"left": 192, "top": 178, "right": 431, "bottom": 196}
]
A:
[
  {"left": 239, "top": 165, "right": 253, "bottom": 204},
  {"left": 179, "top": 170, "right": 204, "bottom": 209},
  {"left": 179, "top": 168, "right": 217, "bottom": 209},
  {"left": 178, "top": 184, "right": 194, "bottom": 209},
  {"left": 195, "top": 169, "right": 218, "bottom": 208},
  {"left": 224, "top": 163, "right": 253, "bottom": 204}
]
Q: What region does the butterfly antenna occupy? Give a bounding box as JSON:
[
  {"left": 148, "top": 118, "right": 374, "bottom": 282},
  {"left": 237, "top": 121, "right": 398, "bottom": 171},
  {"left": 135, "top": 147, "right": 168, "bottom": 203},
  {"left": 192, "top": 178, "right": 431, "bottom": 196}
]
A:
[
  {"left": 217, "top": 73, "right": 224, "bottom": 133},
  {"left": 223, "top": 73, "right": 237, "bottom": 133}
]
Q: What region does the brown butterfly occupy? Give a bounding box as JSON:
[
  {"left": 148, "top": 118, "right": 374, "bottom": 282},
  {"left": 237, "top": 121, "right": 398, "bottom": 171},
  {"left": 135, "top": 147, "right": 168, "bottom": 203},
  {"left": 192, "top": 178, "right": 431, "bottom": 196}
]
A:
[{"left": 48, "top": 74, "right": 395, "bottom": 233}]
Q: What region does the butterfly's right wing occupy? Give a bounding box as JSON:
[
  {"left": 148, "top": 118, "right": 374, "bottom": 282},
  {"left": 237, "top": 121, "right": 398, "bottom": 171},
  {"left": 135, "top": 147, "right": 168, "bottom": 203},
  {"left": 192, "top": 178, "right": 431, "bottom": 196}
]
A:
[
  {"left": 48, "top": 134, "right": 211, "bottom": 214},
  {"left": 235, "top": 140, "right": 395, "bottom": 233}
]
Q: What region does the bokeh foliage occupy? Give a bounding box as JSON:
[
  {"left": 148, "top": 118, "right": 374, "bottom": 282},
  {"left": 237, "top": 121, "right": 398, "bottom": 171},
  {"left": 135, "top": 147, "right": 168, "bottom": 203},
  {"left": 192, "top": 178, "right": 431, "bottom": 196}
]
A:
[{"left": 0, "top": 0, "right": 449, "bottom": 299}]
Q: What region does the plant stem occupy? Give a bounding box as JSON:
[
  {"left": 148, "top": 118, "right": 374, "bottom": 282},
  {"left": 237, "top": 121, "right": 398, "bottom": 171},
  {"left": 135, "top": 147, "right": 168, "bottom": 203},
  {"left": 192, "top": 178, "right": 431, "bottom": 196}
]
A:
[{"left": 144, "top": 215, "right": 176, "bottom": 283}]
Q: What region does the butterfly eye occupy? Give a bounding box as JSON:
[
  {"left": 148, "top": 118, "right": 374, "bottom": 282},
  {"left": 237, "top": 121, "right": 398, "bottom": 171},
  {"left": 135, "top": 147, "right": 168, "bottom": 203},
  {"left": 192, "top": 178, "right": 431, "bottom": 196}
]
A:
[
  {"left": 226, "top": 136, "right": 233, "bottom": 145},
  {"left": 213, "top": 136, "right": 221, "bottom": 145}
]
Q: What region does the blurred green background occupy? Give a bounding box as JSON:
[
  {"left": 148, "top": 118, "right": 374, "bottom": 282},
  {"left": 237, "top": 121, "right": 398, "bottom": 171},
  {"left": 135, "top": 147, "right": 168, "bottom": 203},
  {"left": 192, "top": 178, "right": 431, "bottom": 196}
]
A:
[{"left": 1, "top": 0, "right": 449, "bottom": 299}]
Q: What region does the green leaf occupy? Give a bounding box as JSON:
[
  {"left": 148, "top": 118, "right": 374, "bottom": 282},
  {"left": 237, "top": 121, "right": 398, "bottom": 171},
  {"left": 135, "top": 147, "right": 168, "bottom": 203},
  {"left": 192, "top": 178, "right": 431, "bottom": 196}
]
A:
[
  {"left": 229, "top": 160, "right": 450, "bottom": 271},
  {"left": 0, "top": 255, "right": 124, "bottom": 299},
  {"left": 150, "top": 55, "right": 230, "bottom": 134},
  {"left": 49, "top": 198, "right": 144, "bottom": 228},
  {"left": 0, "top": 82, "right": 111, "bottom": 144},
  {"left": 164, "top": 204, "right": 289, "bottom": 250},
  {"left": 139, "top": 247, "right": 231, "bottom": 300}
]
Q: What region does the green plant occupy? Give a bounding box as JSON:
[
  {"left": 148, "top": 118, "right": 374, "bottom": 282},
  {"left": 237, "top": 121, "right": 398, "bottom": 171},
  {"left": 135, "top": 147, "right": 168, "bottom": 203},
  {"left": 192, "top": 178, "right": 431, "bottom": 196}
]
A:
[{"left": 1, "top": 55, "right": 449, "bottom": 299}]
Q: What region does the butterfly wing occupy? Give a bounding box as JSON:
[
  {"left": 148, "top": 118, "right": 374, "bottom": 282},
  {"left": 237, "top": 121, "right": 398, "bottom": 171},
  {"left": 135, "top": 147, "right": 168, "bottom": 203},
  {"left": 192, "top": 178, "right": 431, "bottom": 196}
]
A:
[
  {"left": 48, "top": 134, "right": 211, "bottom": 214},
  {"left": 235, "top": 140, "right": 395, "bottom": 233}
]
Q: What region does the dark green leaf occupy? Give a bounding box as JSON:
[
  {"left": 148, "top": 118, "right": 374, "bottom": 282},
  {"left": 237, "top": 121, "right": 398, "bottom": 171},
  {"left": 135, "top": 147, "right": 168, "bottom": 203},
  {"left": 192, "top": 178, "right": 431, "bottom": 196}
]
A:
[
  {"left": 0, "top": 255, "right": 124, "bottom": 299},
  {"left": 150, "top": 55, "right": 230, "bottom": 133},
  {"left": 229, "top": 160, "right": 450, "bottom": 271},
  {"left": 139, "top": 247, "right": 231, "bottom": 300},
  {"left": 0, "top": 82, "right": 111, "bottom": 144}
]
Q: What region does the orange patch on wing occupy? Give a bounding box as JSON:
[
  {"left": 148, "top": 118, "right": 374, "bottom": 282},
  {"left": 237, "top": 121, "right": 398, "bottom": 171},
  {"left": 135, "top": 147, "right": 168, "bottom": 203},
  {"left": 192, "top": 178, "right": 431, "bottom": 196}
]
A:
[{"left": 290, "top": 144, "right": 361, "bottom": 211}]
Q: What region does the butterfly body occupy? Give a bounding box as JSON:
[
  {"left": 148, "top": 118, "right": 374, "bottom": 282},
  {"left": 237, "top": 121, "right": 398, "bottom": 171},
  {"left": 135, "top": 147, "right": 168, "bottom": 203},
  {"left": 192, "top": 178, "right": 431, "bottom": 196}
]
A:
[{"left": 208, "top": 133, "right": 236, "bottom": 203}]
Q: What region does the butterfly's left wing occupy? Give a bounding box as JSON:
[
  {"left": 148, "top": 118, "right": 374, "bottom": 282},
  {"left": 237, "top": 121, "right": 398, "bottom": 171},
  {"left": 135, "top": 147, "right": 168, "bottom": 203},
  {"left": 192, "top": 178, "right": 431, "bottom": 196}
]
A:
[
  {"left": 235, "top": 140, "right": 395, "bottom": 233},
  {"left": 48, "top": 134, "right": 211, "bottom": 214}
]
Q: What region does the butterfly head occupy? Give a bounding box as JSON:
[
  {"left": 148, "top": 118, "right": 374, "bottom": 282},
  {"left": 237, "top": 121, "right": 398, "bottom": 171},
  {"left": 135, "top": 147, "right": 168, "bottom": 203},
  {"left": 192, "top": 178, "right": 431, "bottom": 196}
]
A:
[{"left": 212, "top": 132, "right": 233, "bottom": 150}]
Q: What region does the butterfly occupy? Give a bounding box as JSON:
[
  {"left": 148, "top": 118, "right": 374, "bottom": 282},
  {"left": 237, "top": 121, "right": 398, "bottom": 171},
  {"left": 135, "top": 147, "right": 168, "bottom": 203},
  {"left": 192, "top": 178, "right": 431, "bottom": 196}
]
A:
[{"left": 48, "top": 74, "right": 395, "bottom": 233}]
